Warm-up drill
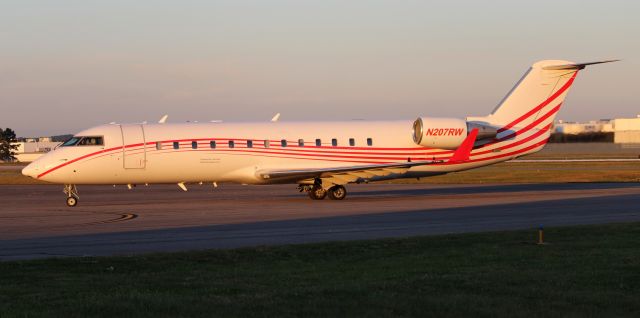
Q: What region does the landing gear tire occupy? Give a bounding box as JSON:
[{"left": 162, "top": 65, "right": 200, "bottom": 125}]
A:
[
  {"left": 66, "top": 196, "right": 78, "bottom": 207},
  {"left": 63, "top": 184, "right": 79, "bottom": 207},
  {"left": 308, "top": 186, "right": 327, "bottom": 200},
  {"left": 328, "top": 185, "right": 347, "bottom": 200}
]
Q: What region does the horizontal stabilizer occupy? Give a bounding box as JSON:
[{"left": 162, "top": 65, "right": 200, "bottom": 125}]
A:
[{"left": 542, "top": 59, "right": 619, "bottom": 70}]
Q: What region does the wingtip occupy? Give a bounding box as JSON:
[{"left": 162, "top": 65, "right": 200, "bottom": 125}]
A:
[{"left": 542, "top": 59, "right": 620, "bottom": 70}]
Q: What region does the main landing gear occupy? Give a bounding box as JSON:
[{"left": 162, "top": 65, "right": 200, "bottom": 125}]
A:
[
  {"left": 301, "top": 184, "right": 347, "bottom": 200},
  {"left": 327, "top": 185, "right": 347, "bottom": 200},
  {"left": 308, "top": 186, "right": 327, "bottom": 200},
  {"left": 64, "top": 184, "right": 79, "bottom": 207}
]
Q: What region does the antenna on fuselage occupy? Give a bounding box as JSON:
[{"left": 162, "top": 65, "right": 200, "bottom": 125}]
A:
[
  {"left": 271, "top": 113, "right": 281, "bottom": 122},
  {"left": 158, "top": 114, "right": 168, "bottom": 124}
]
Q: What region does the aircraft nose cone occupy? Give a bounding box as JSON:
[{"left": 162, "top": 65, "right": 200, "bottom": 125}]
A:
[{"left": 21, "top": 163, "right": 38, "bottom": 178}]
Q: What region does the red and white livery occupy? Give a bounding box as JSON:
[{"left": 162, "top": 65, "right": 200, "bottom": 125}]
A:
[{"left": 21, "top": 59, "right": 617, "bottom": 206}]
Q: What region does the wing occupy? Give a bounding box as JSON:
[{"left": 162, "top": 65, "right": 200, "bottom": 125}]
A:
[
  {"left": 257, "top": 160, "right": 439, "bottom": 185},
  {"left": 256, "top": 128, "right": 479, "bottom": 186}
]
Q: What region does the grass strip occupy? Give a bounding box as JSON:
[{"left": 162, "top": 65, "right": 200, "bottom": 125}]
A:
[
  {"left": 1, "top": 222, "right": 639, "bottom": 317},
  {"left": 2, "top": 161, "right": 639, "bottom": 185}
]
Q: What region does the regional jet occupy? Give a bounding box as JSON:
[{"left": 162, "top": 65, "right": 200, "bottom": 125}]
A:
[{"left": 21, "top": 59, "right": 616, "bottom": 206}]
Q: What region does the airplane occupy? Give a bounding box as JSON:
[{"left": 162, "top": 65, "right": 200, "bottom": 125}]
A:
[{"left": 21, "top": 59, "right": 617, "bottom": 207}]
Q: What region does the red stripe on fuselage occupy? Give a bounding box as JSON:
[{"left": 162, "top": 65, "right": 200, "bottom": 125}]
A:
[{"left": 37, "top": 90, "right": 567, "bottom": 179}]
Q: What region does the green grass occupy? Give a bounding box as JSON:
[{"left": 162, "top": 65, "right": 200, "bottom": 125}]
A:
[
  {"left": 527, "top": 151, "right": 640, "bottom": 160},
  {"left": 0, "top": 169, "right": 49, "bottom": 184},
  {"left": 1, "top": 222, "right": 640, "bottom": 317},
  {"left": 2, "top": 161, "right": 639, "bottom": 185},
  {"left": 403, "top": 161, "right": 640, "bottom": 184}
]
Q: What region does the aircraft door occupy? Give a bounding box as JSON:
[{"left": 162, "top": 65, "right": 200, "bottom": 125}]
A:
[{"left": 120, "top": 124, "right": 146, "bottom": 169}]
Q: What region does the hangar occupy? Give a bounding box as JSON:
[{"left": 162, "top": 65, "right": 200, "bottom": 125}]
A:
[
  {"left": 11, "top": 137, "right": 61, "bottom": 162},
  {"left": 613, "top": 117, "right": 640, "bottom": 143},
  {"left": 553, "top": 115, "right": 640, "bottom": 144}
]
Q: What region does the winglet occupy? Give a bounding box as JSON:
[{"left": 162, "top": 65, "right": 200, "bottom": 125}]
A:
[
  {"left": 271, "top": 113, "right": 281, "bottom": 122},
  {"left": 542, "top": 59, "right": 619, "bottom": 70},
  {"left": 449, "top": 128, "right": 479, "bottom": 163},
  {"left": 158, "top": 114, "right": 168, "bottom": 124}
]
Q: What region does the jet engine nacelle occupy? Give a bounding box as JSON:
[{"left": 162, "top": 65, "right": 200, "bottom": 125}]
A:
[{"left": 412, "top": 117, "right": 497, "bottom": 149}]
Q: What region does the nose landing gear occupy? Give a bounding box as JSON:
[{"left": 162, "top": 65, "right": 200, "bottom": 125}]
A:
[
  {"left": 64, "top": 184, "right": 79, "bottom": 207},
  {"left": 66, "top": 196, "right": 78, "bottom": 207}
]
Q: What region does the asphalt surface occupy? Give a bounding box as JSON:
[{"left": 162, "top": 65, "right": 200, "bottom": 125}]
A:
[{"left": 1, "top": 183, "right": 640, "bottom": 260}]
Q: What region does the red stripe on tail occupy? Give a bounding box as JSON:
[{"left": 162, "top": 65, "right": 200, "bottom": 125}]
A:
[{"left": 498, "top": 71, "right": 578, "bottom": 133}]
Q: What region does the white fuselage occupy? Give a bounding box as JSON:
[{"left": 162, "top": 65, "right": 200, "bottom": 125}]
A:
[
  {"left": 25, "top": 59, "right": 597, "bottom": 190},
  {"left": 22, "top": 119, "right": 547, "bottom": 185}
]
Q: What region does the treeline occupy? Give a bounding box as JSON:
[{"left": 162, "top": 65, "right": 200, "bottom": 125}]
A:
[
  {"left": 0, "top": 128, "right": 18, "bottom": 161},
  {"left": 548, "top": 132, "right": 614, "bottom": 143}
]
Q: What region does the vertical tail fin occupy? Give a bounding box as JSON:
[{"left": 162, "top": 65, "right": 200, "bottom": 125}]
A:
[
  {"left": 465, "top": 59, "right": 617, "bottom": 159},
  {"left": 488, "top": 60, "right": 580, "bottom": 131}
]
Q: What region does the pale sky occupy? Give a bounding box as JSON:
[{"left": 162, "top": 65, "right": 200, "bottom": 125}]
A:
[{"left": 1, "top": 0, "right": 638, "bottom": 136}]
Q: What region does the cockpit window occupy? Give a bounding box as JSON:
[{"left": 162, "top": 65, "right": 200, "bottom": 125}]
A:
[
  {"left": 61, "top": 137, "right": 81, "bottom": 147},
  {"left": 77, "top": 136, "right": 103, "bottom": 146},
  {"left": 62, "top": 136, "right": 104, "bottom": 146}
]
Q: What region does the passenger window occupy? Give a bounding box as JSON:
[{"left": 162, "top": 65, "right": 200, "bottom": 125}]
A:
[
  {"left": 367, "top": 138, "right": 373, "bottom": 146},
  {"left": 61, "top": 137, "right": 81, "bottom": 147},
  {"left": 349, "top": 138, "right": 355, "bottom": 146},
  {"left": 210, "top": 141, "right": 216, "bottom": 149},
  {"left": 247, "top": 140, "right": 253, "bottom": 148},
  {"left": 77, "top": 136, "right": 104, "bottom": 146},
  {"left": 332, "top": 138, "right": 338, "bottom": 147},
  {"left": 192, "top": 141, "right": 198, "bottom": 149},
  {"left": 156, "top": 142, "right": 162, "bottom": 150},
  {"left": 281, "top": 139, "right": 287, "bottom": 147},
  {"left": 229, "top": 140, "right": 235, "bottom": 148},
  {"left": 298, "top": 139, "right": 304, "bottom": 147},
  {"left": 173, "top": 142, "right": 179, "bottom": 149},
  {"left": 315, "top": 139, "right": 321, "bottom": 147},
  {"left": 264, "top": 140, "right": 270, "bottom": 148}
]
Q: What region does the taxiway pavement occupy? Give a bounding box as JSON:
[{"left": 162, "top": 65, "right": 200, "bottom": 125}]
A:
[{"left": 1, "top": 183, "right": 639, "bottom": 260}]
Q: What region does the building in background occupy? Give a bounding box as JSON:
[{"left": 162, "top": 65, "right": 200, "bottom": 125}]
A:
[
  {"left": 554, "top": 119, "right": 614, "bottom": 135},
  {"left": 553, "top": 115, "right": 640, "bottom": 144},
  {"left": 613, "top": 116, "right": 640, "bottom": 144},
  {"left": 14, "top": 138, "right": 61, "bottom": 162}
]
